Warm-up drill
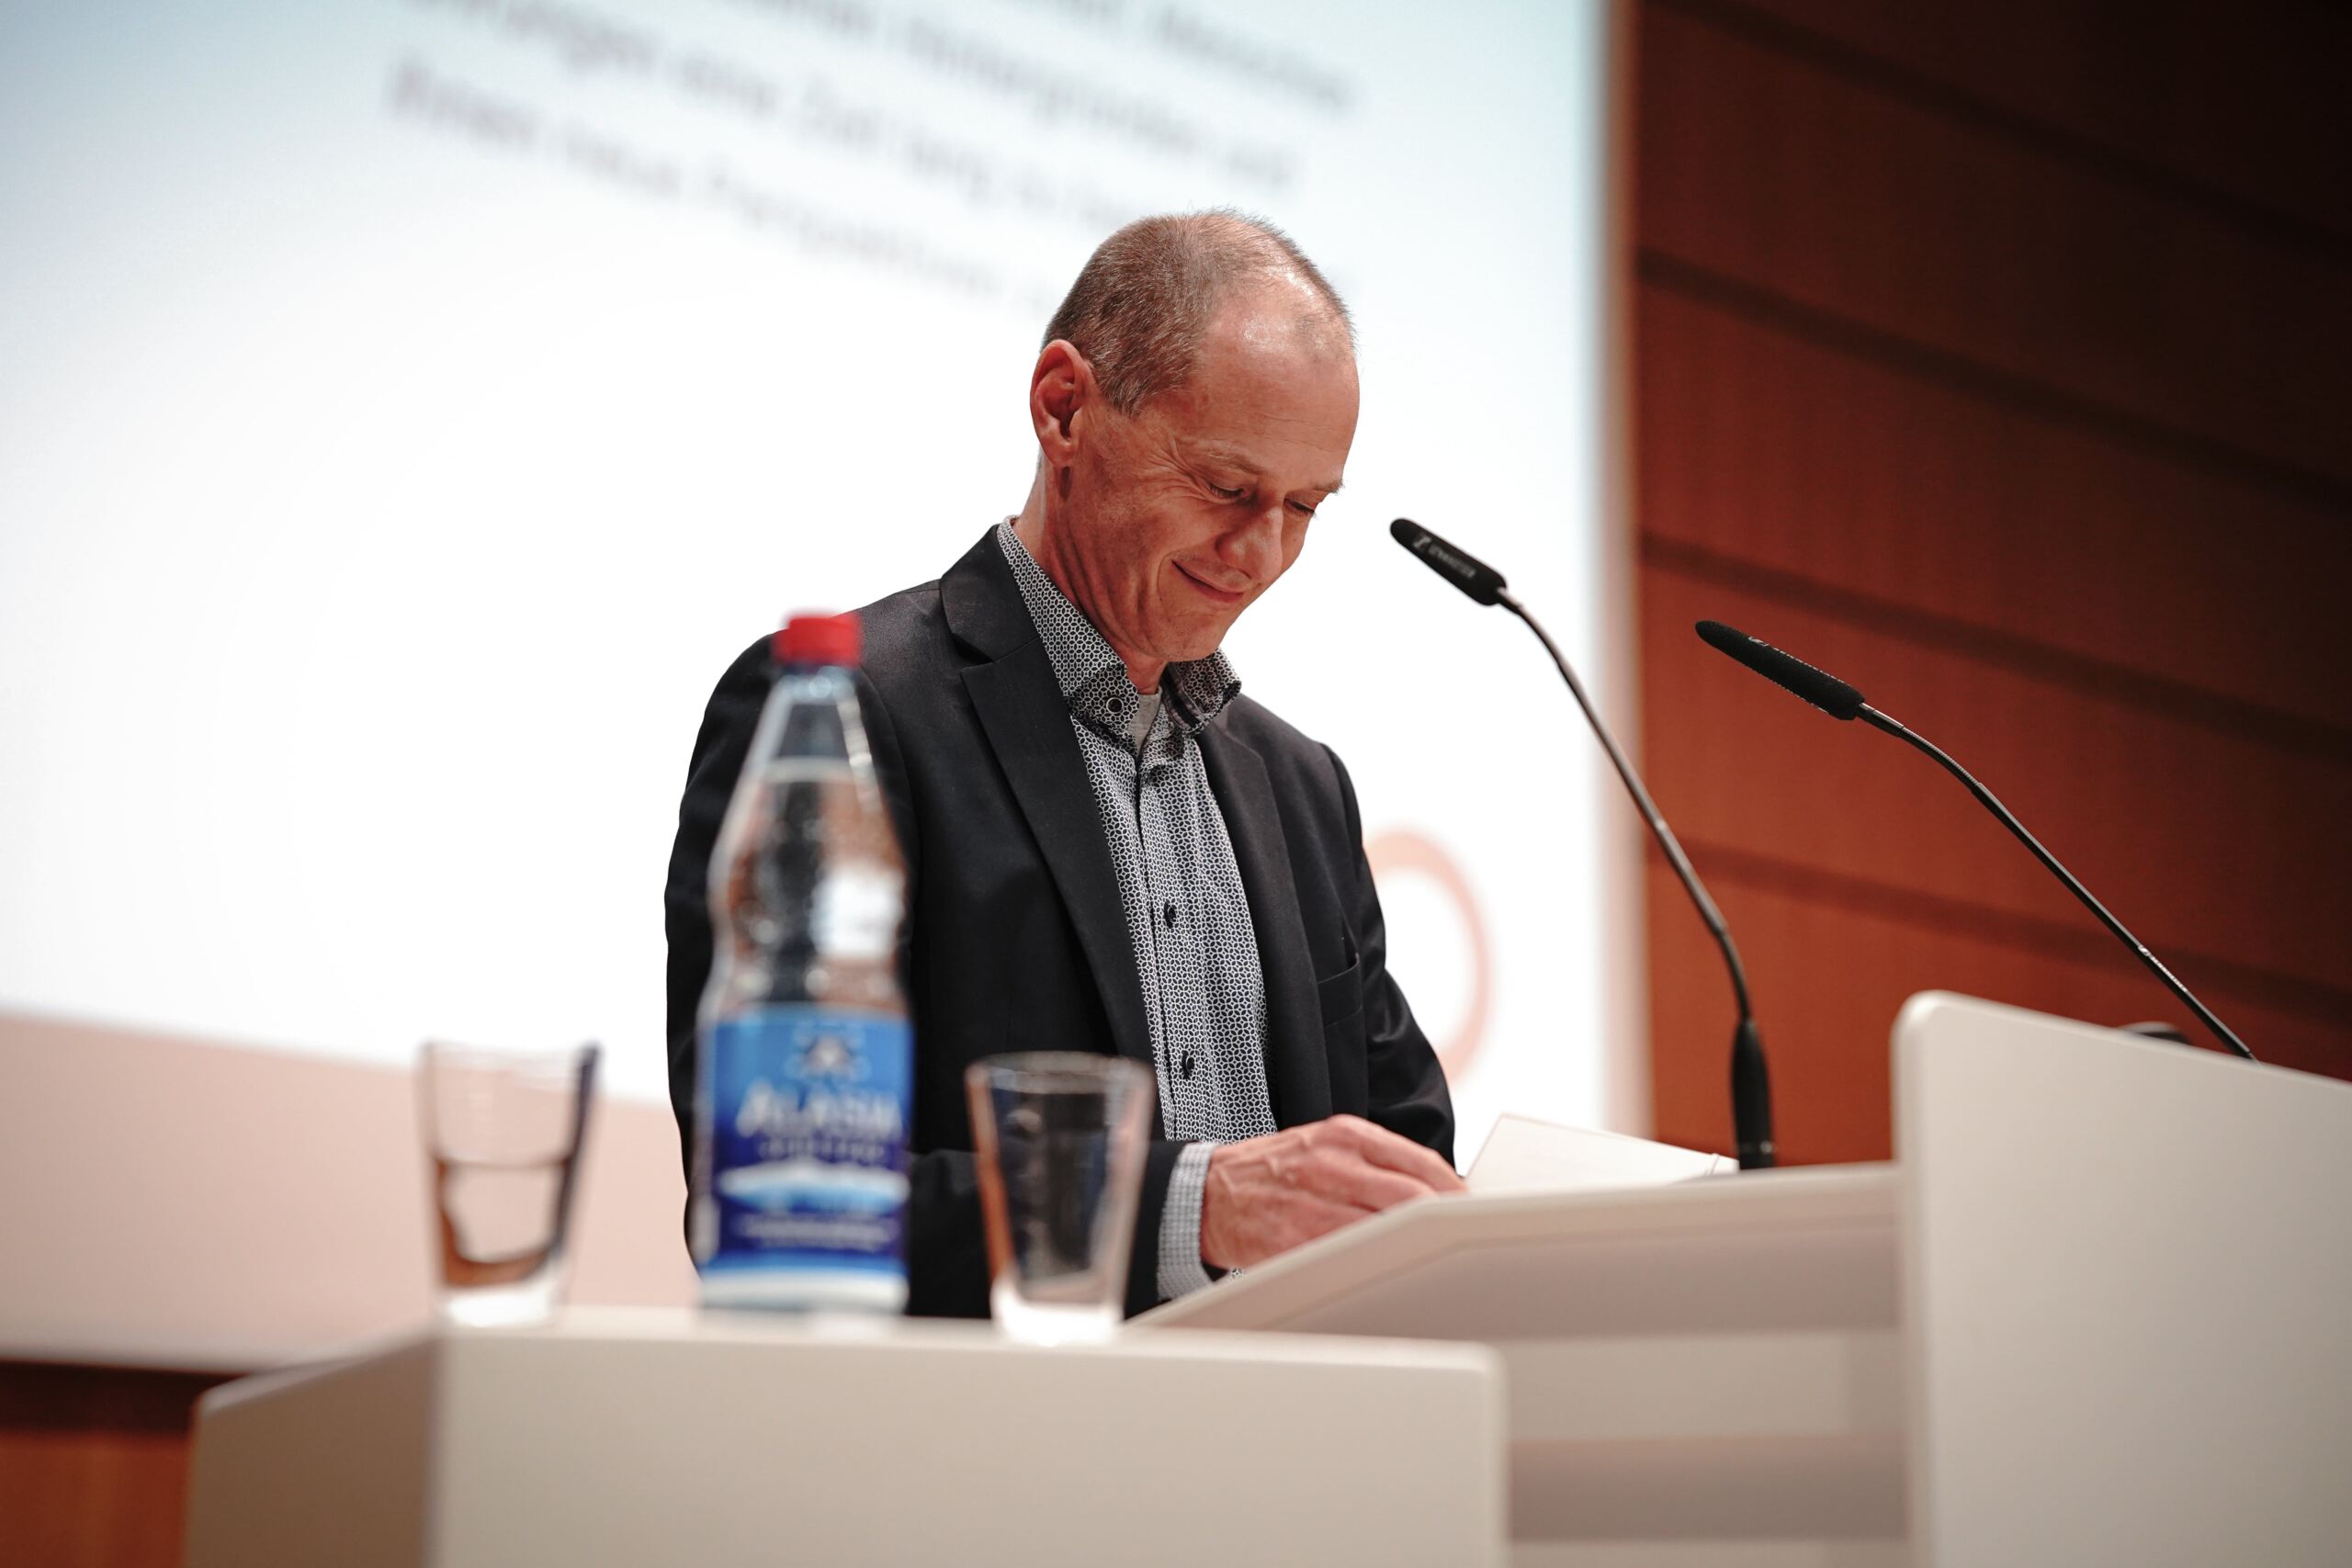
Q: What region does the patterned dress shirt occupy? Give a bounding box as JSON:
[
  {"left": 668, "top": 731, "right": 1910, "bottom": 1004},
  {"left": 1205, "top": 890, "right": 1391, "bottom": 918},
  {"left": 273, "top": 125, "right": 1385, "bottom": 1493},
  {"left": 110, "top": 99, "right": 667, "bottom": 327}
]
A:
[{"left": 995, "top": 523, "right": 1279, "bottom": 1301}]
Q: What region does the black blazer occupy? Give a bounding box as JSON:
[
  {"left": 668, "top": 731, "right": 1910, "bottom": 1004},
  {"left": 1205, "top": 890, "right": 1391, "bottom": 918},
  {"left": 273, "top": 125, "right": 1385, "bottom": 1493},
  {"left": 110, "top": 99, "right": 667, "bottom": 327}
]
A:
[{"left": 665, "top": 529, "right": 1454, "bottom": 1317}]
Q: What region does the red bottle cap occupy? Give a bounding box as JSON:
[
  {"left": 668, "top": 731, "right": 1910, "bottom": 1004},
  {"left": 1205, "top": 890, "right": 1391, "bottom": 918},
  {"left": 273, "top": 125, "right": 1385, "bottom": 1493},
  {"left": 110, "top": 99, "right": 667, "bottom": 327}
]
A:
[{"left": 773, "top": 612, "right": 862, "bottom": 668}]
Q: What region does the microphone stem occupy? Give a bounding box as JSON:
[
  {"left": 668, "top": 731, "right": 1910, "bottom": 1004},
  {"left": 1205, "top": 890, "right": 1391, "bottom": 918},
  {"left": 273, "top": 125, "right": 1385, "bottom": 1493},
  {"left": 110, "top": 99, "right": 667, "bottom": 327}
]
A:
[
  {"left": 1859, "top": 705, "right": 2257, "bottom": 1064},
  {"left": 1499, "top": 591, "right": 1776, "bottom": 1165}
]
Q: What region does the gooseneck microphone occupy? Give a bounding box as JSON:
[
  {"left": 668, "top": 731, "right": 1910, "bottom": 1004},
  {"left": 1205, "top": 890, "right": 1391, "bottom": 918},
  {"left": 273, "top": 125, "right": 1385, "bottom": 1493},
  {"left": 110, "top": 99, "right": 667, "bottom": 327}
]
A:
[
  {"left": 1390, "top": 517, "right": 1509, "bottom": 605},
  {"left": 1694, "top": 621, "right": 1865, "bottom": 720},
  {"left": 1695, "top": 619, "right": 2258, "bottom": 1063},
  {"left": 1392, "top": 520, "right": 1775, "bottom": 1169}
]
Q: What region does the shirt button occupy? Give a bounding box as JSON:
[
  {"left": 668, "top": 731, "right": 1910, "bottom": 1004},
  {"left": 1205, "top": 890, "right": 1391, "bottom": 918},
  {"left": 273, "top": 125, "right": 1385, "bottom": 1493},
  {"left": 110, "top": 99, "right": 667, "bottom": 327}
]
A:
[
  {"left": 1163, "top": 900, "right": 1179, "bottom": 928},
  {"left": 1181, "top": 1054, "right": 1195, "bottom": 1079}
]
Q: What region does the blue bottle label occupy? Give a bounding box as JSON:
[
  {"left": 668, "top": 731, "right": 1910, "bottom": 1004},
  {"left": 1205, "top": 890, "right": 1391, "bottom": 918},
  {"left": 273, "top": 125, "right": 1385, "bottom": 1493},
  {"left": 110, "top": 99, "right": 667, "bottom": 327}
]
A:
[{"left": 702, "top": 1007, "right": 911, "bottom": 1280}]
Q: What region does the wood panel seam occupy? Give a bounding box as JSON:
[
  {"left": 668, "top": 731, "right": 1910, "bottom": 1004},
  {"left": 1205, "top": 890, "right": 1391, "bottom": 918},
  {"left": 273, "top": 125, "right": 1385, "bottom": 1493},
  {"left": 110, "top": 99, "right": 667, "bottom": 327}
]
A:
[
  {"left": 1637, "top": 250, "right": 2352, "bottom": 520},
  {"left": 1653, "top": 838, "right": 2352, "bottom": 1029},
  {"left": 1643, "top": 536, "right": 2352, "bottom": 765},
  {"left": 1645, "top": 0, "right": 2352, "bottom": 265}
]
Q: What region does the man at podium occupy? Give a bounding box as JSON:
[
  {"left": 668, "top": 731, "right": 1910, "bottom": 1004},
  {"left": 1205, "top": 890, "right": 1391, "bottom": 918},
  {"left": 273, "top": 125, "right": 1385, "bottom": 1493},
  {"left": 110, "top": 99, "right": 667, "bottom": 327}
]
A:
[{"left": 666, "top": 211, "right": 1464, "bottom": 1319}]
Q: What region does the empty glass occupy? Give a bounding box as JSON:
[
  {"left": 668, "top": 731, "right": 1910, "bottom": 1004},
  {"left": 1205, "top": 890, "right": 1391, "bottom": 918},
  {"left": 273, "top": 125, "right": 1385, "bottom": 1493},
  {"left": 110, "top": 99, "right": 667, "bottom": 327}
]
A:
[
  {"left": 966, "top": 1053, "right": 1153, "bottom": 1346},
  {"left": 418, "top": 1041, "right": 599, "bottom": 1327}
]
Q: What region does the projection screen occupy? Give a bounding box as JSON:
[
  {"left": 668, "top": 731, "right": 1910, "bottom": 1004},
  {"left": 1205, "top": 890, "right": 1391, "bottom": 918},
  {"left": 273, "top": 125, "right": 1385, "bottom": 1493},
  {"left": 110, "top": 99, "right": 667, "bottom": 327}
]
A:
[{"left": 0, "top": 0, "right": 1635, "bottom": 1361}]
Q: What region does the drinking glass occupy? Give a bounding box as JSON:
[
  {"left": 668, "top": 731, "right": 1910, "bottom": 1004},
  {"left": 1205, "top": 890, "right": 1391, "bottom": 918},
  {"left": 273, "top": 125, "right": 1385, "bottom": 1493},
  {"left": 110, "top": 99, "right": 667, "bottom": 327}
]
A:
[
  {"left": 418, "top": 1041, "right": 599, "bottom": 1327},
  {"left": 966, "top": 1053, "right": 1153, "bottom": 1346}
]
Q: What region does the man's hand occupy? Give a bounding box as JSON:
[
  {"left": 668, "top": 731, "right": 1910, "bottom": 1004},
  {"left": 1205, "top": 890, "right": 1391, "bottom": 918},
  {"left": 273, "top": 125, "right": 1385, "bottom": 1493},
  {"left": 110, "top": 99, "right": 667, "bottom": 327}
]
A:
[{"left": 1199, "top": 1115, "right": 1465, "bottom": 1272}]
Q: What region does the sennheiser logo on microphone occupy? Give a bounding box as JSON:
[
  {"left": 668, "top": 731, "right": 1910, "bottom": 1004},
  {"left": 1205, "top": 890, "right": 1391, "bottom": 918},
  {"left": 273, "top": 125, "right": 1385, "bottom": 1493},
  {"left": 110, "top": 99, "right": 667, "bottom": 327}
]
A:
[
  {"left": 1420, "top": 539, "right": 1476, "bottom": 580},
  {"left": 1391, "top": 519, "right": 1505, "bottom": 605},
  {"left": 1401, "top": 527, "right": 1478, "bottom": 582}
]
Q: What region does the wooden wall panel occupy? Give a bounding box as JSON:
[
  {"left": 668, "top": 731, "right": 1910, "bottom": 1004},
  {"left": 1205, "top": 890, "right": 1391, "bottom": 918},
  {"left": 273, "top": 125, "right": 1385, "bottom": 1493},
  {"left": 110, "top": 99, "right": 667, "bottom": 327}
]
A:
[
  {"left": 1633, "top": 0, "right": 2352, "bottom": 1159},
  {"left": 1644, "top": 570, "right": 2352, "bottom": 997},
  {"left": 1670, "top": 0, "right": 2352, "bottom": 245},
  {"left": 0, "top": 1362, "right": 225, "bottom": 1568},
  {"left": 1639, "top": 2, "right": 2352, "bottom": 495},
  {"left": 1645, "top": 862, "right": 2352, "bottom": 1166},
  {"left": 1637, "top": 282, "right": 2352, "bottom": 734}
]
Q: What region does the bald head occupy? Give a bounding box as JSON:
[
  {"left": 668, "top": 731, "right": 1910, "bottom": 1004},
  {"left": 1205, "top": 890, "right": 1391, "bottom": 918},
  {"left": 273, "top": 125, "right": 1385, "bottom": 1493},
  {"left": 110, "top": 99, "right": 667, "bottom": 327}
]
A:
[{"left": 1043, "top": 210, "right": 1353, "bottom": 417}]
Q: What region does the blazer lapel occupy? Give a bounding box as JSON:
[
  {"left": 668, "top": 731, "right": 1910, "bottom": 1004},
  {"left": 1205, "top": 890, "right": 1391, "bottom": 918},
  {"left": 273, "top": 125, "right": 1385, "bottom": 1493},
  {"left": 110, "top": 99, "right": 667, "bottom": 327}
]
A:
[
  {"left": 1199, "top": 724, "right": 1331, "bottom": 1127},
  {"left": 946, "top": 538, "right": 1154, "bottom": 1074}
]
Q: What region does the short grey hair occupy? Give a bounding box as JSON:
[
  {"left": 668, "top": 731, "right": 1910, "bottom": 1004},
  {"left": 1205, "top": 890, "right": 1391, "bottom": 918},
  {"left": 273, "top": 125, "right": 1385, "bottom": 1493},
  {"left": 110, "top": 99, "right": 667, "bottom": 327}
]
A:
[{"left": 1042, "top": 209, "right": 1352, "bottom": 416}]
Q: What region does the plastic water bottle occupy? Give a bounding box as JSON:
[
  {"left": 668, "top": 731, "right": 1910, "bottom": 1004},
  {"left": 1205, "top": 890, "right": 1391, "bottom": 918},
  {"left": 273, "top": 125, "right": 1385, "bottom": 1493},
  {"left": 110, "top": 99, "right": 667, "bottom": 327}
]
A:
[{"left": 691, "top": 612, "right": 911, "bottom": 1312}]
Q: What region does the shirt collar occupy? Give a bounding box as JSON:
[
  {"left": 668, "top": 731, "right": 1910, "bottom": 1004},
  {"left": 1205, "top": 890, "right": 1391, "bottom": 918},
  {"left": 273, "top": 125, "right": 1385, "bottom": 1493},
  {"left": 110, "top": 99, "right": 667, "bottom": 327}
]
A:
[{"left": 994, "top": 521, "right": 1240, "bottom": 739}]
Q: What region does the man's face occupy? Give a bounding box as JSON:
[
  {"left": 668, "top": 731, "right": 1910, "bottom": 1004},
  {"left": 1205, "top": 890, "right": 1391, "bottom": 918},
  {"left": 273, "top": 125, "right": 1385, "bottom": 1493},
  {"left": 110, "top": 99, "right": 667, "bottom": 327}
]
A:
[{"left": 1045, "top": 295, "right": 1360, "bottom": 679}]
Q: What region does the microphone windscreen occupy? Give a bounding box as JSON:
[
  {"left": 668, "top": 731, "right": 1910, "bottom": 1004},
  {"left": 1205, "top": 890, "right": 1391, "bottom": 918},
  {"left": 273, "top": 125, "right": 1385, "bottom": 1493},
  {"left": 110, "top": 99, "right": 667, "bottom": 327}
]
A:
[
  {"left": 1696, "top": 620, "right": 1867, "bottom": 720},
  {"left": 1390, "top": 518, "right": 1507, "bottom": 606}
]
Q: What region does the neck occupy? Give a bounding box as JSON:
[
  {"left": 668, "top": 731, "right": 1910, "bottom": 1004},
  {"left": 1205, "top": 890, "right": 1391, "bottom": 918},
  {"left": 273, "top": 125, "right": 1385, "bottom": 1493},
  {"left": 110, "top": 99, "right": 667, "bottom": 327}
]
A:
[{"left": 1012, "top": 472, "right": 1165, "bottom": 694}]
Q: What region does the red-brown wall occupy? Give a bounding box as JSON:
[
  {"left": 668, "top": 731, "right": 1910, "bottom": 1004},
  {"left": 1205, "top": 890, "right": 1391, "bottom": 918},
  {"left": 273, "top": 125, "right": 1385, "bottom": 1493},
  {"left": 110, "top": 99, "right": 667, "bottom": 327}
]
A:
[
  {"left": 0, "top": 1364, "right": 232, "bottom": 1568},
  {"left": 1633, "top": 0, "right": 2352, "bottom": 1163}
]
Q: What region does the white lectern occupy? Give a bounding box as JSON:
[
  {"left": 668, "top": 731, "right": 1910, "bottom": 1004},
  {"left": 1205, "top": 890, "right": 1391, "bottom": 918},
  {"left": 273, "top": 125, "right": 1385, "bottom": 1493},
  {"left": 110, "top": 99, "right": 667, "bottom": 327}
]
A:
[
  {"left": 1144, "top": 992, "right": 2352, "bottom": 1566},
  {"left": 186, "top": 1312, "right": 1505, "bottom": 1565}
]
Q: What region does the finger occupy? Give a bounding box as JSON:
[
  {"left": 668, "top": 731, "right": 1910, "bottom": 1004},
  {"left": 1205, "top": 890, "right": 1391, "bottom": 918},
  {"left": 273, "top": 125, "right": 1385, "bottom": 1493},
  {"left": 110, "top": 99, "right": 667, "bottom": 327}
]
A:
[
  {"left": 1331, "top": 1116, "right": 1466, "bottom": 1192},
  {"left": 1207, "top": 1182, "right": 1358, "bottom": 1270},
  {"left": 1232, "top": 1194, "right": 1374, "bottom": 1269},
  {"left": 1250, "top": 1193, "right": 1380, "bottom": 1262},
  {"left": 1303, "top": 1147, "right": 1439, "bottom": 1213}
]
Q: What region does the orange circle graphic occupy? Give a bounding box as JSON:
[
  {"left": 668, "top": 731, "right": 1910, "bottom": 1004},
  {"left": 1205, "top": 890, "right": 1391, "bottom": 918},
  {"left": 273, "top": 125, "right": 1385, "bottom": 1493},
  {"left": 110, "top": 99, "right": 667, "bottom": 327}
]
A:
[{"left": 1364, "top": 829, "right": 1492, "bottom": 1081}]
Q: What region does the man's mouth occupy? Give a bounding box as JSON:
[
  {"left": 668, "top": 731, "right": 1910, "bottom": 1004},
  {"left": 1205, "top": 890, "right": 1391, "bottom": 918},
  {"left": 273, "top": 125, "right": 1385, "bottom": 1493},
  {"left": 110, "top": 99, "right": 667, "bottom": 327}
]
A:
[{"left": 1173, "top": 560, "right": 1247, "bottom": 605}]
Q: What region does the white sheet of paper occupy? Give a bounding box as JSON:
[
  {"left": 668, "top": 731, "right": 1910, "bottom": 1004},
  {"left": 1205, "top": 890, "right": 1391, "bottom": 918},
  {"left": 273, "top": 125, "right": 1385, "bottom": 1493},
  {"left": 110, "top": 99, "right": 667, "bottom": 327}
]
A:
[{"left": 1464, "top": 1112, "right": 1730, "bottom": 1195}]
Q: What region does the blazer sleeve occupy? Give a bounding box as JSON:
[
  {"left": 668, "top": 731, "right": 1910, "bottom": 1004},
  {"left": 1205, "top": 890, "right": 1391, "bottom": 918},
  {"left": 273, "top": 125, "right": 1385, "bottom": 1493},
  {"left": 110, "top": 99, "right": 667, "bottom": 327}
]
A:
[
  {"left": 1326, "top": 744, "right": 1458, "bottom": 1170},
  {"left": 908, "top": 1135, "right": 1192, "bottom": 1320},
  {"left": 663, "top": 637, "right": 772, "bottom": 1178}
]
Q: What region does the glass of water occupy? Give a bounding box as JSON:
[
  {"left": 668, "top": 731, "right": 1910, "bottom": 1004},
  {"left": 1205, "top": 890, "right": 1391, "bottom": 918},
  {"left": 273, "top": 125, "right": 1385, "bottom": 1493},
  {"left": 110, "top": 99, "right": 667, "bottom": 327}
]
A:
[
  {"left": 966, "top": 1052, "right": 1153, "bottom": 1346},
  {"left": 417, "top": 1041, "right": 600, "bottom": 1328}
]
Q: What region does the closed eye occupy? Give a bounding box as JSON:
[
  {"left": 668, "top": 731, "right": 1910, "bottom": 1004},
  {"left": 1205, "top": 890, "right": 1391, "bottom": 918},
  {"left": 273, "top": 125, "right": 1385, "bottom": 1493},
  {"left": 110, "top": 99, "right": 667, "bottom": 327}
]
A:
[{"left": 1209, "top": 483, "right": 1248, "bottom": 502}]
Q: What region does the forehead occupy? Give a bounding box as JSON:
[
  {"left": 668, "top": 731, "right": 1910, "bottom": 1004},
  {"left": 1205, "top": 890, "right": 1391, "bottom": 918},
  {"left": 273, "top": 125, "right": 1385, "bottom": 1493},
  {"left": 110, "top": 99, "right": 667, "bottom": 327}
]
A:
[{"left": 1146, "top": 295, "right": 1358, "bottom": 467}]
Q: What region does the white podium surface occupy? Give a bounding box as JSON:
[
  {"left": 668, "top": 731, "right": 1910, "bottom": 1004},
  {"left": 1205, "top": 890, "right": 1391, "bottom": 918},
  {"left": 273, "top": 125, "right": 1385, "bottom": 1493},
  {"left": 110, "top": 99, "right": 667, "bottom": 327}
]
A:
[
  {"left": 1149, "top": 1159, "right": 1908, "bottom": 1563},
  {"left": 1897, "top": 993, "right": 2352, "bottom": 1566},
  {"left": 185, "top": 1308, "right": 1506, "bottom": 1567},
  {"left": 1145, "top": 992, "right": 2352, "bottom": 1567}
]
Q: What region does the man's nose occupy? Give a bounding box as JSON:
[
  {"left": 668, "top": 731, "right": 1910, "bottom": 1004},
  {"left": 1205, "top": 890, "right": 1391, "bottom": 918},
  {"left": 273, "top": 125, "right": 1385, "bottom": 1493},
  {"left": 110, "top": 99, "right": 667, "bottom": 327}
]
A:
[{"left": 1219, "top": 504, "right": 1285, "bottom": 585}]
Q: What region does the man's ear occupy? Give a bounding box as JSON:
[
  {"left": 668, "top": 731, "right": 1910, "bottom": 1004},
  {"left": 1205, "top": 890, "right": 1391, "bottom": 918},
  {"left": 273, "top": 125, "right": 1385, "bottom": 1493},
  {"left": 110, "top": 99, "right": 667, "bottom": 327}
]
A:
[{"left": 1030, "top": 339, "right": 1091, "bottom": 468}]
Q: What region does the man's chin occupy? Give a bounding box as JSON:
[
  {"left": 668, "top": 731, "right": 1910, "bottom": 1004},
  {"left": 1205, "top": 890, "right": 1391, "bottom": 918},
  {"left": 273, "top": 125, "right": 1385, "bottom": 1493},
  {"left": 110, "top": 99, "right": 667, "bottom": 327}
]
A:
[
  {"left": 1143, "top": 592, "right": 1249, "bottom": 667},
  {"left": 1156, "top": 618, "right": 1238, "bottom": 667}
]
